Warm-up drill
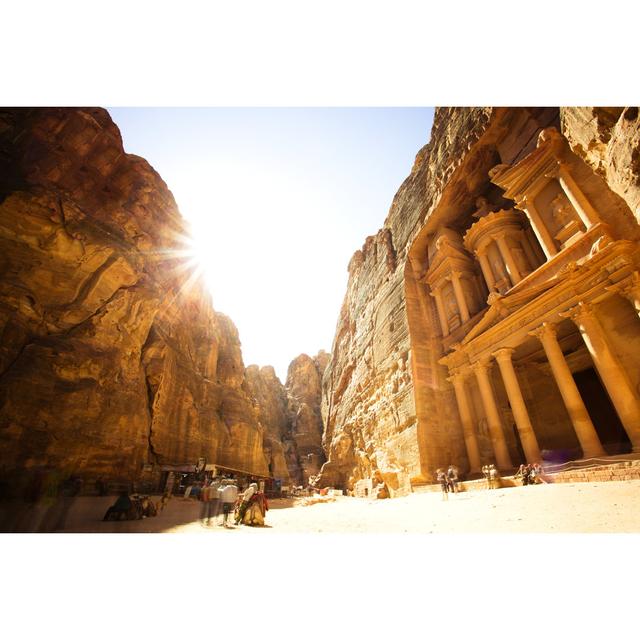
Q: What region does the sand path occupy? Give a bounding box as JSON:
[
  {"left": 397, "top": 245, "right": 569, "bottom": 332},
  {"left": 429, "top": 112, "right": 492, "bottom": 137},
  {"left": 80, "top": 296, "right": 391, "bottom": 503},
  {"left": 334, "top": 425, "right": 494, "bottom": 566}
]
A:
[{"left": 156, "top": 479, "right": 640, "bottom": 534}]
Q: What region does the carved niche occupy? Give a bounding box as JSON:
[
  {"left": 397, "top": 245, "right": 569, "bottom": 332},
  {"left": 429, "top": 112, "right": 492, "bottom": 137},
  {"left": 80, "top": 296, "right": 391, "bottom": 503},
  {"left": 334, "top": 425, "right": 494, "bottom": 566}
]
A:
[
  {"left": 423, "top": 228, "right": 486, "bottom": 336},
  {"left": 464, "top": 208, "right": 543, "bottom": 294},
  {"left": 489, "top": 127, "right": 601, "bottom": 259}
]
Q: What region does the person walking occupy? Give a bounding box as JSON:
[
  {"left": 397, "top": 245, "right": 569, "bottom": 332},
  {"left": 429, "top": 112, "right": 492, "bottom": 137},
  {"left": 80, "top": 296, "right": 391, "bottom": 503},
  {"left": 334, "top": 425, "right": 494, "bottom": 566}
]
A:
[
  {"left": 446, "top": 465, "right": 459, "bottom": 494},
  {"left": 436, "top": 468, "right": 448, "bottom": 501},
  {"left": 488, "top": 464, "right": 500, "bottom": 489},
  {"left": 206, "top": 477, "right": 222, "bottom": 525},
  {"left": 515, "top": 464, "right": 527, "bottom": 486},
  {"left": 217, "top": 479, "right": 238, "bottom": 527},
  {"left": 482, "top": 464, "right": 490, "bottom": 490},
  {"left": 199, "top": 480, "right": 211, "bottom": 526}
]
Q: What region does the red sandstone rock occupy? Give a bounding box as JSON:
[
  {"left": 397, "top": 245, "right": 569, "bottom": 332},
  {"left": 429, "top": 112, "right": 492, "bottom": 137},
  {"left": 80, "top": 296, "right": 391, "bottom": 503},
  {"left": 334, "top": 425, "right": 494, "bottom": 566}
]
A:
[{"left": 0, "top": 108, "right": 269, "bottom": 488}]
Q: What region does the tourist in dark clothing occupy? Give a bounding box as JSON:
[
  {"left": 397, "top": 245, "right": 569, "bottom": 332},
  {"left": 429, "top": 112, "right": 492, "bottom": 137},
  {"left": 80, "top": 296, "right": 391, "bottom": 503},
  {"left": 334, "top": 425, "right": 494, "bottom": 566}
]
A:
[
  {"left": 436, "top": 468, "right": 449, "bottom": 501},
  {"left": 446, "top": 465, "right": 459, "bottom": 493}
]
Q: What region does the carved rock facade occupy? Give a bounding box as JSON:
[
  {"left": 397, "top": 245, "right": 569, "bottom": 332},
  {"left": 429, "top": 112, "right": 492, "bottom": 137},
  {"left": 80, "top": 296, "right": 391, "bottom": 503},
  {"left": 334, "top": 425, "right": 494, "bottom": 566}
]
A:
[{"left": 319, "top": 107, "right": 640, "bottom": 493}]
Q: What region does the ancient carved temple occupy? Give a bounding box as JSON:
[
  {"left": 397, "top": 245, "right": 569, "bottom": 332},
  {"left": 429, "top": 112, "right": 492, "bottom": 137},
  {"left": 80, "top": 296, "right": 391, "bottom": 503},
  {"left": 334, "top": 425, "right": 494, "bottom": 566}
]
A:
[
  {"left": 319, "top": 107, "right": 640, "bottom": 491},
  {"left": 410, "top": 121, "right": 640, "bottom": 474}
]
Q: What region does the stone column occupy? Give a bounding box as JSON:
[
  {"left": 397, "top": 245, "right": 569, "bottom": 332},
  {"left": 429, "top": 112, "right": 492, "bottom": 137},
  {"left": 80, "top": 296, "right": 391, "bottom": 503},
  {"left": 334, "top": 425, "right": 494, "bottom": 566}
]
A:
[
  {"left": 477, "top": 250, "right": 496, "bottom": 292},
  {"left": 530, "top": 322, "right": 606, "bottom": 457},
  {"left": 495, "top": 234, "right": 522, "bottom": 285},
  {"left": 431, "top": 286, "right": 449, "bottom": 337},
  {"left": 557, "top": 165, "right": 600, "bottom": 229},
  {"left": 451, "top": 271, "right": 471, "bottom": 323},
  {"left": 448, "top": 369, "right": 482, "bottom": 473},
  {"left": 562, "top": 303, "right": 640, "bottom": 452},
  {"left": 472, "top": 359, "right": 513, "bottom": 469},
  {"left": 493, "top": 348, "right": 542, "bottom": 463},
  {"left": 517, "top": 196, "right": 558, "bottom": 259}
]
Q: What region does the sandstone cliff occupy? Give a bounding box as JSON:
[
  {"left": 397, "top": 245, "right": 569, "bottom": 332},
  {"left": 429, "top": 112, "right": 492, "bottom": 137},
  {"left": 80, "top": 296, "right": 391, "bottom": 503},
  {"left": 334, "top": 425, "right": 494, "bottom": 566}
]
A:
[
  {"left": 0, "top": 107, "right": 270, "bottom": 492},
  {"left": 316, "top": 107, "right": 640, "bottom": 493},
  {"left": 286, "top": 351, "right": 329, "bottom": 484},
  {"left": 244, "top": 350, "right": 329, "bottom": 486},
  {"left": 244, "top": 364, "right": 294, "bottom": 483}
]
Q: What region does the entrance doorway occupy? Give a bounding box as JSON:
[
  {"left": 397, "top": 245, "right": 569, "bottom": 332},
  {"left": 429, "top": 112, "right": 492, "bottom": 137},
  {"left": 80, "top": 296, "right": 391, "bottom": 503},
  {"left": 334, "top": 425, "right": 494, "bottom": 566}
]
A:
[
  {"left": 511, "top": 421, "right": 526, "bottom": 464},
  {"left": 573, "top": 367, "right": 631, "bottom": 455}
]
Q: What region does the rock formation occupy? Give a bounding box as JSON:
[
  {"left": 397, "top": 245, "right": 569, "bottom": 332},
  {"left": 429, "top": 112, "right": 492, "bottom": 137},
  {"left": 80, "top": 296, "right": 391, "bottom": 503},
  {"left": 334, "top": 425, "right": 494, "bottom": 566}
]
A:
[
  {"left": 244, "top": 350, "right": 329, "bottom": 486},
  {"left": 318, "top": 107, "right": 640, "bottom": 495},
  {"left": 244, "top": 364, "right": 293, "bottom": 483},
  {"left": 0, "top": 107, "right": 272, "bottom": 492},
  {"left": 286, "top": 351, "right": 329, "bottom": 484}
]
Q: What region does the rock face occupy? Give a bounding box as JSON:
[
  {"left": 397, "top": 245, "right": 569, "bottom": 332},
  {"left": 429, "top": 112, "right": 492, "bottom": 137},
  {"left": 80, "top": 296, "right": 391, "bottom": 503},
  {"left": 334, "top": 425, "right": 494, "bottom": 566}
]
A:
[
  {"left": 244, "top": 350, "right": 329, "bottom": 486},
  {"left": 559, "top": 107, "right": 640, "bottom": 224},
  {"left": 318, "top": 107, "right": 640, "bottom": 495},
  {"left": 0, "top": 108, "right": 270, "bottom": 491},
  {"left": 286, "top": 351, "right": 329, "bottom": 484},
  {"left": 244, "top": 364, "right": 293, "bottom": 483}
]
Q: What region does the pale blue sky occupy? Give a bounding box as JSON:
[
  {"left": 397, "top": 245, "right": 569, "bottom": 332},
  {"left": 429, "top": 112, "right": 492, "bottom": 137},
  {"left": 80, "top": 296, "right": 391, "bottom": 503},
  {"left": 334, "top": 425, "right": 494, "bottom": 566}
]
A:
[{"left": 108, "top": 108, "right": 434, "bottom": 380}]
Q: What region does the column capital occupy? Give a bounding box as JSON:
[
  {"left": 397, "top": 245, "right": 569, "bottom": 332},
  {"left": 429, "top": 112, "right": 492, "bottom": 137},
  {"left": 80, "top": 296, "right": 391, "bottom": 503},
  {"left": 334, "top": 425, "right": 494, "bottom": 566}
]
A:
[
  {"left": 471, "top": 358, "right": 493, "bottom": 374},
  {"left": 447, "top": 365, "right": 472, "bottom": 384},
  {"left": 560, "top": 301, "right": 596, "bottom": 325},
  {"left": 529, "top": 321, "right": 558, "bottom": 341},
  {"left": 492, "top": 347, "right": 516, "bottom": 363}
]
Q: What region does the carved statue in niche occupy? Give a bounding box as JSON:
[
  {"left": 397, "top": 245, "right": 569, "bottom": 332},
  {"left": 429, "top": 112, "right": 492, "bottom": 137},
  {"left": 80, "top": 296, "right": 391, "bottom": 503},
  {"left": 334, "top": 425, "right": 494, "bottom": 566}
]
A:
[
  {"left": 444, "top": 289, "right": 458, "bottom": 320},
  {"left": 511, "top": 243, "right": 531, "bottom": 276},
  {"left": 490, "top": 251, "right": 508, "bottom": 283},
  {"left": 472, "top": 196, "right": 494, "bottom": 219},
  {"left": 550, "top": 192, "right": 577, "bottom": 228},
  {"left": 478, "top": 417, "right": 488, "bottom": 437}
]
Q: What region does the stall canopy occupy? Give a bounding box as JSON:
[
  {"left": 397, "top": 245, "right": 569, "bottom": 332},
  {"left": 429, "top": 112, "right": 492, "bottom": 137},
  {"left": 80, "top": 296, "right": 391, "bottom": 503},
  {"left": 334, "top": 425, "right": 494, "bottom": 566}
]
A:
[{"left": 159, "top": 462, "right": 272, "bottom": 479}]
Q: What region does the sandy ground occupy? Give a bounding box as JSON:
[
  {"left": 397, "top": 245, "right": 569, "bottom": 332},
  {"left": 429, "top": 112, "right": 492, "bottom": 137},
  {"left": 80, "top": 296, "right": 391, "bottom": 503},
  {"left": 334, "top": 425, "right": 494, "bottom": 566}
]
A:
[{"left": 54, "top": 478, "right": 640, "bottom": 533}]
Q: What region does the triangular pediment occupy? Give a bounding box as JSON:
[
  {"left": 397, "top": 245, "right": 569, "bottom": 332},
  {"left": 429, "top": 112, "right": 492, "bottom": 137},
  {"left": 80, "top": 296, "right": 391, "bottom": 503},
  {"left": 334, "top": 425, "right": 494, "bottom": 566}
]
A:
[
  {"left": 461, "top": 278, "right": 558, "bottom": 344},
  {"left": 490, "top": 128, "right": 564, "bottom": 203}
]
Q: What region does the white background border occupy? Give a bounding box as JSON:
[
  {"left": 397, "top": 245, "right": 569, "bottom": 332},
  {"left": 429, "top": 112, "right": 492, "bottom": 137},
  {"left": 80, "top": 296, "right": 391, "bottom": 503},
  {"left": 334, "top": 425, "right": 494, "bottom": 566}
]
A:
[{"left": 1, "top": 1, "right": 638, "bottom": 638}]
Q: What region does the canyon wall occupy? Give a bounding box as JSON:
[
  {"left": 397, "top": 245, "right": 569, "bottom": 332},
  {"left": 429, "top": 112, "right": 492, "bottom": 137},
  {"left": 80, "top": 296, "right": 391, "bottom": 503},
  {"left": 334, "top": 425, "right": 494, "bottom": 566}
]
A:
[
  {"left": 0, "top": 107, "right": 277, "bottom": 493},
  {"left": 286, "top": 351, "right": 329, "bottom": 484},
  {"left": 318, "top": 107, "right": 640, "bottom": 494},
  {"left": 244, "top": 350, "right": 328, "bottom": 487}
]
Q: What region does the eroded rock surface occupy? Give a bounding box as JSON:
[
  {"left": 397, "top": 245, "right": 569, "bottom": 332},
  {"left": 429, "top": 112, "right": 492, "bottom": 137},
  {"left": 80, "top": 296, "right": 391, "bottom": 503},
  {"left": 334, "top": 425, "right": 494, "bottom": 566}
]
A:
[
  {"left": 560, "top": 107, "right": 640, "bottom": 224},
  {"left": 0, "top": 108, "right": 270, "bottom": 490},
  {"left": 244, "top": 350, "right": 328, "bottom": 486},
  {"left": 318, "top": 108, "right": 505, "bottom": 494},
  {"left": 286, "top": 351, "right": 328, "bottom": 484}
]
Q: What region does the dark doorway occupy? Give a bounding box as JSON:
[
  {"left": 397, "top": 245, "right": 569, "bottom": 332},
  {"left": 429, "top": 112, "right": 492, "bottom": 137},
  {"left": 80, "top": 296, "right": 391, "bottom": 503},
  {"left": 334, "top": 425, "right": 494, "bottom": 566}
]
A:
[
  {"left": 511, "top": 422, "right": 526, "bottom": 464},
  {"left": 573, "top": 367, "right": 631, "bottom": 455}
]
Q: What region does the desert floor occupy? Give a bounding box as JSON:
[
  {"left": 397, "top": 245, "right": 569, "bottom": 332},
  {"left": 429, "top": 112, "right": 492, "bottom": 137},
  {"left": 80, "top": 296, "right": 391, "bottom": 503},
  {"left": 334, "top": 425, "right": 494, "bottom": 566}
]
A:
[{"left": 54, "top": 478, "right": 640, "bottom": 533}]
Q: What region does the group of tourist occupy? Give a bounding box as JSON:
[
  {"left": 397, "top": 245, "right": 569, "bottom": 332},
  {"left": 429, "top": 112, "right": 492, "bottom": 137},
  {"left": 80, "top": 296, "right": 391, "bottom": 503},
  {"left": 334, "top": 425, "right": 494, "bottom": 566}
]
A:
[
  {"left": 99, "top": 476, "right": 269, "bottom": 528},
  {"left": 514, "top": 463, "right": 546, "bottom": 486},
  {"left": 435, "top": 465, "right": 459, "bottom": 500},
  {"left": 199, "top": 477, "right": 268, "bottom": 528},
  {"left": 482, "top": 464, "right": 500, "bottom": 489}
]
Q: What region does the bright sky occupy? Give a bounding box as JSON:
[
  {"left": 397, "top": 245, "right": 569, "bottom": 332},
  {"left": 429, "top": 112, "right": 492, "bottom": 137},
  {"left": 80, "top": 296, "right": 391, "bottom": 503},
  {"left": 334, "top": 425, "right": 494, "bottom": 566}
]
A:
[{"left": 108, "top": 108, "right": 434, "bottom": 381}]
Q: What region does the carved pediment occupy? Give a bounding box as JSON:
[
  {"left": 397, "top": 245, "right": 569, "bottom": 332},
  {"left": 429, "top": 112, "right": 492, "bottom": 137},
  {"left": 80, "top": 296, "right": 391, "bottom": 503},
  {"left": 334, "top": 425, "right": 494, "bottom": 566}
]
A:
[
  {"left": 490, "top": 127, "right": 565, "bottom": 202},
  {"left": 424, "top": 228, "right": 477, "bottom": 286},
  {"left": 461, "top": 278, "right": 557, "bottom": 344}
]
